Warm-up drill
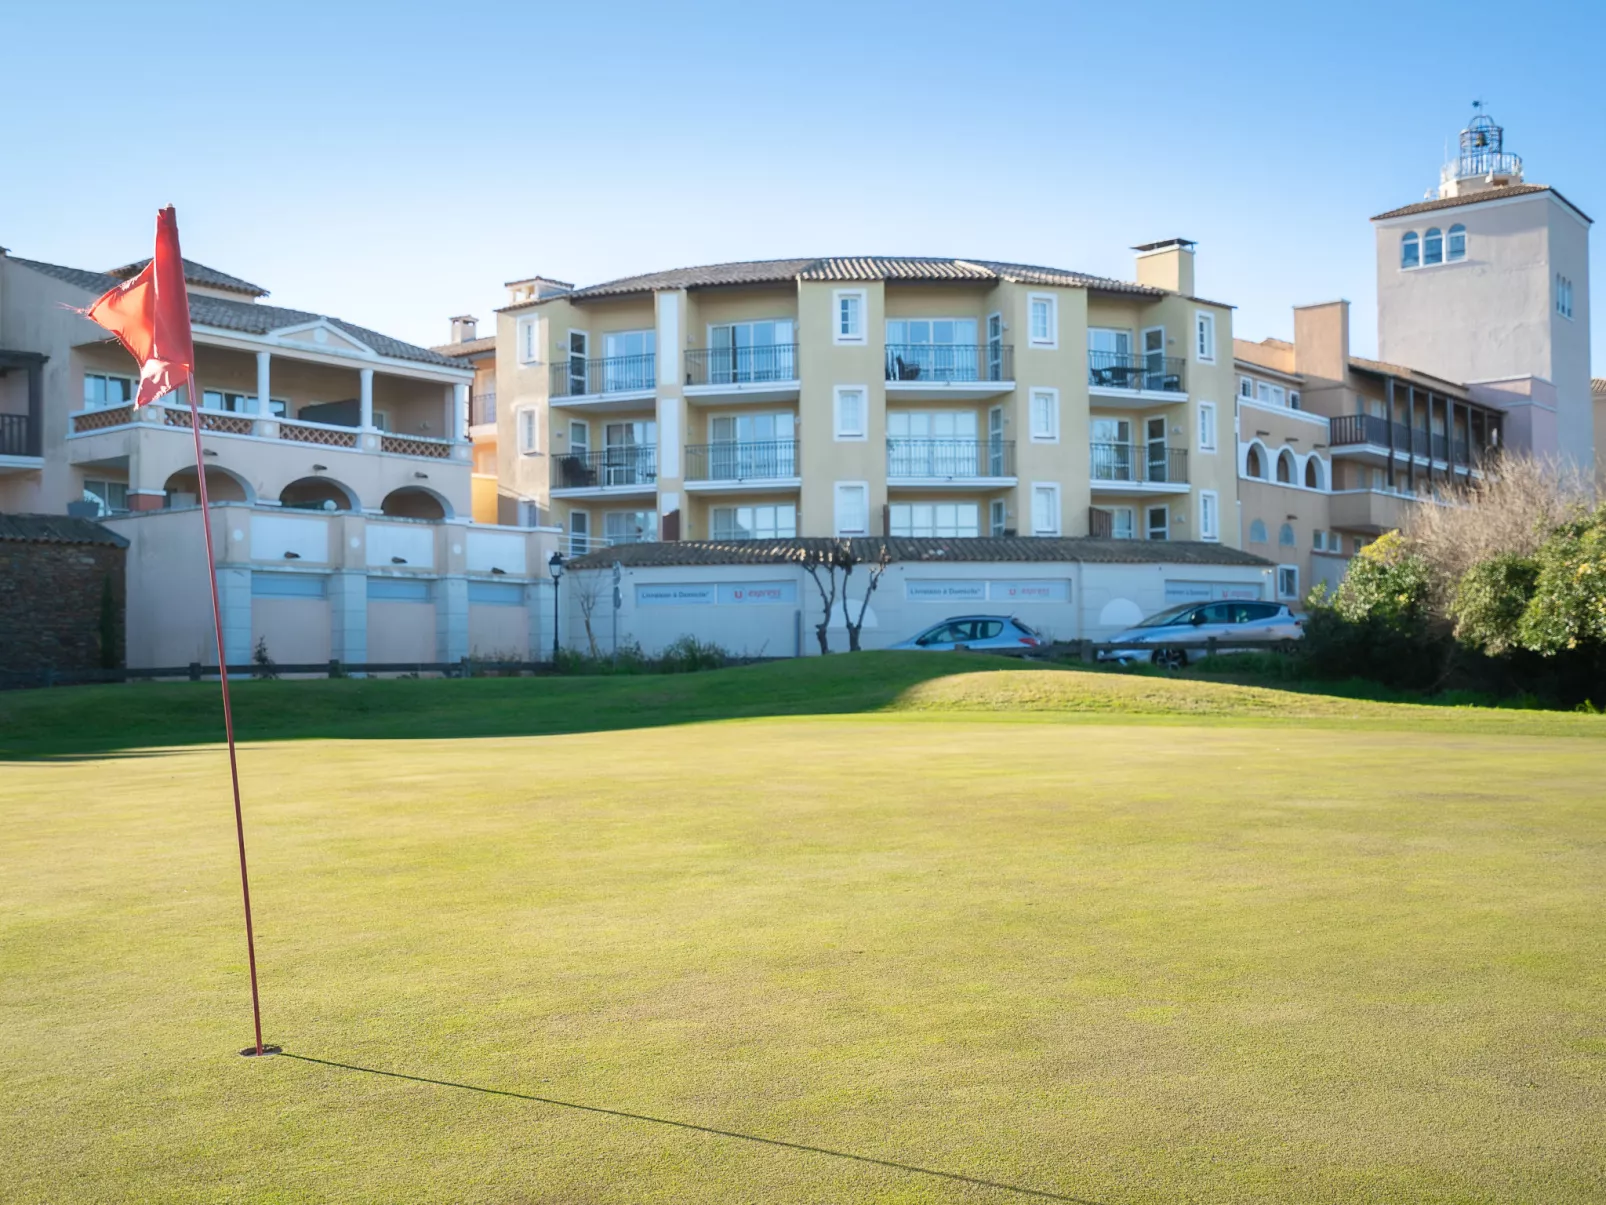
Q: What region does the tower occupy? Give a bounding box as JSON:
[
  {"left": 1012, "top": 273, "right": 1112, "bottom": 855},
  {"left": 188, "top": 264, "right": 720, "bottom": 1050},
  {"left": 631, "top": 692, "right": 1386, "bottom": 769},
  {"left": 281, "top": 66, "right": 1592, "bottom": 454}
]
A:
[{"left": 1371, "top": 110, "right": 1593, "bottom": 468}]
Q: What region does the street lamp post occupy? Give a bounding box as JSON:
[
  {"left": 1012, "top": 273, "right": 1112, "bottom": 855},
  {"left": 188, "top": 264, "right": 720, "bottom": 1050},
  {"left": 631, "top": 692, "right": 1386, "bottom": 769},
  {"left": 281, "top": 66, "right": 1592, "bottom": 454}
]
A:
[{"left": 548, "top": 550, "right": 565, "bottom": 662}]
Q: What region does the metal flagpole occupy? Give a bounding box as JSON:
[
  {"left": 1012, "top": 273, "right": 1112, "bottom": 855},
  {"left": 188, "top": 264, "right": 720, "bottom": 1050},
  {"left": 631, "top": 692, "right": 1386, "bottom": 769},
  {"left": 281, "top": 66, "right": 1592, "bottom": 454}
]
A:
[{"left": 185, "top": 371, "right": 269, "bottom": 1057}]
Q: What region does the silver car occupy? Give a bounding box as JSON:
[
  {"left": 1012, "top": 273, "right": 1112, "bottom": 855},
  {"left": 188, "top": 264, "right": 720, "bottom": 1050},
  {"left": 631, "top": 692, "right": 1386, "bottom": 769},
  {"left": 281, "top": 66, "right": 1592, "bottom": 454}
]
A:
[
  {"left": 1100, "top": 600, "right": 1303, "bottom": 668},
  {"left": 890, "top": 614, "right": 1046, "bottom": 652}
]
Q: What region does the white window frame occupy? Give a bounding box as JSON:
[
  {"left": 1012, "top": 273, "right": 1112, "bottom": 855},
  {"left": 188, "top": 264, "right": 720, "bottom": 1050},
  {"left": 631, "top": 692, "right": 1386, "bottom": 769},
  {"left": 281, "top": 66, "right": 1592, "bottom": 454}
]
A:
[
  {"left": 833, "top": 289, "right": 867, "bottom": 345},
  {"left": 1194, "top": 311, "right": 1216, "bottom": 364},
  {"left": 1198, "top": 489, "right": 1219, "bottom": 542},
  {"left": 517, "top": 407, "right": 539, "bottom": 455},
  {"left": 1277, "top": 564, "right": 1300, "bottom": 601},
  {"left": 1238, "top": 375, "right": 1253, "bottom": 399},
  {"left": 1197, "top": 401, "right": 1217, "bottom": 452},
  {"left": 1028, "top": 387, "right": 1059, "bottom": 443},
  {"left": 1027, "top": 293, "right": 1058, "bottom": 349},
  {"left": 82, "top": 372, "right": 138, "bottom": 410},
  {"left": 1030, "top": 483, "right": 1060, "bottom": 536},
  {"left": 832, "top": 385, "right": 867, "bottom": 441},
  {"left": 1110, "top": 506, "right": 1135, "bottom": 540},
  {"left": 1146, "top": 504, "right": 1169, "bottom": 541},
  {"left": 517, "top": 316, "right": 540, "bottom": 365},
  {"left": 567, "top": 510, "right": 590, "bottom": 556},
  {"left": 833, "top": 481, "right": 870, "bottom": 537},
  {"left": 989, "top": 498, "right": 1006, "bottom": 536}
]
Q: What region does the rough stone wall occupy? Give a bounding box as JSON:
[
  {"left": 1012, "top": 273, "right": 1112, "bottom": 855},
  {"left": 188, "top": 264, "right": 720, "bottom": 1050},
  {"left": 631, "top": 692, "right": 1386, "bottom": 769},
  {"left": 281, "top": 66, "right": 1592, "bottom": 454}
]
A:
[{"left": 0, "top": 542, "right": 126, "bottom": 672}]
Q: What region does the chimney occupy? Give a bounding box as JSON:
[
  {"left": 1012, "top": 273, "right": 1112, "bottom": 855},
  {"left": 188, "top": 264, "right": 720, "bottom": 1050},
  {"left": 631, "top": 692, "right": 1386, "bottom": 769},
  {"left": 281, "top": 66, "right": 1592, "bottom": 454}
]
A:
[
  {"left": 504, "top": 275, "right": 575, "bottom": 306},
  {"left": 1132, "top": 239, "right": 1196, "bottom": 295},
  {"left": 450, "top": 315, "right": 478, "bottom": 343},
  {"left": 1291, "top": 301, "right": 1351, "bottom": 382}
]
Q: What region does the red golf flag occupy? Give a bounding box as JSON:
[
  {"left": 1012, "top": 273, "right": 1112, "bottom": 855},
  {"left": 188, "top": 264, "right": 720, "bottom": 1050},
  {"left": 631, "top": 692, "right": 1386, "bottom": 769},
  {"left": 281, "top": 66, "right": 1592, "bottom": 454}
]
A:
[{"left": 84, "top": 206, "right": 195, "bottom": 407}]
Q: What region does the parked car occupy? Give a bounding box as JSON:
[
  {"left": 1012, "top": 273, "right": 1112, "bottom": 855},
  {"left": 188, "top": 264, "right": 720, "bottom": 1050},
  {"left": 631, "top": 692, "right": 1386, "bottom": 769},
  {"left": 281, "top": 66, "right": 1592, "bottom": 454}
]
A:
[
  {"left": 889, "top": 615, "right": 1046, "bottom": 652},
  {"left": 1099, "top": 600, "right": 1303, "bottom": 668}
]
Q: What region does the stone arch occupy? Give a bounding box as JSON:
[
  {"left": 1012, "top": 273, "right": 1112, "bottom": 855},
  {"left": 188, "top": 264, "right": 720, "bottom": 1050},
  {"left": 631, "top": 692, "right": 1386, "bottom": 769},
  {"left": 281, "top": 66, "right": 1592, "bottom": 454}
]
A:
[
  {"left": 1276, "top": 448, "right": 1296, "bottom": 484},
  {"left": 162, "top": 465, "right": 255, "bottom": 506},
  {"left": 380, "top": 485, "right": 453, "bottom": 521},
  {"left": 279, "top": 476, "right": 360, "bottom": 512},
  {"left": 1303, "top": 456, "right": 1326, "bottom": 491},
  {"left": 1243, "top": 441, "right": 1268, "bottom": 480}
]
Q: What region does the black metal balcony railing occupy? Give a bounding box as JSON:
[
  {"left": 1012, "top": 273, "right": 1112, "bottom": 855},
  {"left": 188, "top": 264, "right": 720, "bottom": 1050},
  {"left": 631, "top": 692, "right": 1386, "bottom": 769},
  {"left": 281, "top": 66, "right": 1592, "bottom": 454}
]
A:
[
  {"left": 471, "top": 392, "right": 496, "bottom": 425},
  {"left": 1090, "top": 443, "right": 1189, "bottom": 486},
  {"left": 0, "top": 413, "right": 39, "bottom": 458},
  {"left": 550, "top": 445, "right": 658, "bottom": 490},
  {"left": 1328, "top": 414, "right": 1482, "bottom": 466},
  {"left": 684, "top": 439, "right": 798, "bottom": 483},
  {"left": 1087, "top": 351, "right": 1186, "bottom": 393},
  {"left": 549, "top": 354, "right": 656, "bottom": 398},
  {"left": 885, "top": 344, "right": 1013, "bottom": 384},
  {"left": 886, "top": 438, "right": 1016, "bottom": 480},
  {"left": 685, "top": 344, "right": 798, "bottom": 387}
]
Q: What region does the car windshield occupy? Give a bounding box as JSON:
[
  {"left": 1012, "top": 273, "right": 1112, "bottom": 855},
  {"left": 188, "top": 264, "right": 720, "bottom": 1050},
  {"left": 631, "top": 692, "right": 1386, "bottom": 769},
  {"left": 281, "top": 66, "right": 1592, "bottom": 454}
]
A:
[
  {"left": 1135, "top": 604, "right": 1197, "bottom": 628},
  {"left": 1012, "top": 617, "right": 1041, "bottom": 637}
]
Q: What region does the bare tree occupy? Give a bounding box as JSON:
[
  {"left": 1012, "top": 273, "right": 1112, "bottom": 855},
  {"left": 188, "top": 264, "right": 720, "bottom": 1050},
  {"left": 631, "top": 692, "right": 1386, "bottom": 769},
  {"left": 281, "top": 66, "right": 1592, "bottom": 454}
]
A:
[
  {"left": 569, "top": 569, "right": 607, "bottom": 658},
  {"left": 843, "top": 542, "right": 892, "bottom": 652},
  {"left": 798, "top": 542, "right": 846, "bottom": 655},
  {"left": 797, "top": 540, "right": 893, "bottom": 654}
]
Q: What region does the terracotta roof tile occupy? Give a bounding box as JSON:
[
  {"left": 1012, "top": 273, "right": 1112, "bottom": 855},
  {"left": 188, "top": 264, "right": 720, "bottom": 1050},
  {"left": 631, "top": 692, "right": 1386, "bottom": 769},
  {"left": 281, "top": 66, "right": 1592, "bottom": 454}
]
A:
[
  {"left": 109, "top": 257, "right": 269, "bottom": 297},
  {"left": 0, "top": 514, "right": 128, "bottom": 547},
  {"left": 1371, "top": 183, "right": 1591, "bottom": 224}
]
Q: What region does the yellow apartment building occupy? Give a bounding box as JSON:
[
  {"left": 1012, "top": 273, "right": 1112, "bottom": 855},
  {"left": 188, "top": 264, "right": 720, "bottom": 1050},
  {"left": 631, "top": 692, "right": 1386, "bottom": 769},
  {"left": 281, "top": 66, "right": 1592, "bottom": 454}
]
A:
[
  {"left": 431, "top": 315, "right": 498, "bottom": 522},
  {"left": 491, "top": 244, "right": 1239, "bottom": 555}
]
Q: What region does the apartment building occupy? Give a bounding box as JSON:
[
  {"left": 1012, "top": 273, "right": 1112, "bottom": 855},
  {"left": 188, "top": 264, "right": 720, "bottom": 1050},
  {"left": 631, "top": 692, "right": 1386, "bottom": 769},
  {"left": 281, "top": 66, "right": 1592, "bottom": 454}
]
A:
[
  {"left": 492, "top": 245, "right": 1238, "bottom": 556},
  {"left": 431, "top": 315, "right": 498, "bottom": 522},
  {"left": 0, "top": 248, "right": 561, "bottom": 668}
]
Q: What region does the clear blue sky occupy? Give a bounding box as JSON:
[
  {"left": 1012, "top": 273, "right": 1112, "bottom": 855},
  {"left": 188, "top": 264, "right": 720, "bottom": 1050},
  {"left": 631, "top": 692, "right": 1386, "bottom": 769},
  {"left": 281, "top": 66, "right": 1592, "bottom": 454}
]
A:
[{"left": 3, "top": 0, "right": 1601, "bottom": 366}]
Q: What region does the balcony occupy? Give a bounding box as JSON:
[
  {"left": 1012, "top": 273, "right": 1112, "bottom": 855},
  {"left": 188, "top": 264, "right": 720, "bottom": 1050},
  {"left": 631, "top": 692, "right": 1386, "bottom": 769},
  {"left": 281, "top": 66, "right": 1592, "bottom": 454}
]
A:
[
  {"left": 549, "top": 354, "right": 657, "bottom": 409},
  {"left": 0, "top": 412, "right": 41, "bottom": 462},
  {"left": 684, "top": 345, "right": 800, "bottom": 404},
  {"left": 1089, "top": 443, "right": 1189, "bottom": 492},
  {"left": 1087, "top": 352, "right": 1186, "bottom": 400},
  {"left": 549, "top": 445, "right": 658, "bottom": 498},
  {"left": 1328, "top": 414, "right": 1480, "bottom": 469},
  {"left": 884, "top": 344, "right": 1013, "bottom": 400},
  {"left": 886, "top": 438, "right": 1016, "bottom": 486},
  {"left": 1329, "top": 487, "right": 1419, "bottom": 535},
  {"left": 684, "top": 440, "right": 799, "bottom": 491},
  {"left": 68, "top": 402, "right": 460, "bottom": 459}
]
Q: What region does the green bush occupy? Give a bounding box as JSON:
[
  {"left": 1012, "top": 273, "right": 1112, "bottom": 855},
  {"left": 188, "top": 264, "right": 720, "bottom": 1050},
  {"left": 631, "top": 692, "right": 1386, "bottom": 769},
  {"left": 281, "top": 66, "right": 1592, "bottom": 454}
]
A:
[
  {"left": 556, "top": 637, "right": 729, "bottom": 676},
  {"left": 1451, "top": 554, "right": 1539, "bottom": 654},
  {"left": 1516, "top": 504, "right": 1606, "bottom": 655}
]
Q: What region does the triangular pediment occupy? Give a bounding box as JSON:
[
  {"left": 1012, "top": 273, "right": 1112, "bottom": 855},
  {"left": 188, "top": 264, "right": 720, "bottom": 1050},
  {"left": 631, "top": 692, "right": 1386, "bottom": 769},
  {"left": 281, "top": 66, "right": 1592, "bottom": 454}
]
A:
[{"left": 273, "top": 320, "right": 372, "bottom": 355}]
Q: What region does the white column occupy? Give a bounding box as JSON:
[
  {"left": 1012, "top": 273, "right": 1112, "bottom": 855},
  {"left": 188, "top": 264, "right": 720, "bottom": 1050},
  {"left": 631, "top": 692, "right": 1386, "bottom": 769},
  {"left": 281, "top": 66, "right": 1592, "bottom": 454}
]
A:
[
  {"left": 359, "top": 368, "right": 374, "bottom": 429},
  {"left": 255, "top": 351, "right": 271, "bottom": 415},
  {"left": 453, "top": 383, "right": 469, "bottom": 442}
]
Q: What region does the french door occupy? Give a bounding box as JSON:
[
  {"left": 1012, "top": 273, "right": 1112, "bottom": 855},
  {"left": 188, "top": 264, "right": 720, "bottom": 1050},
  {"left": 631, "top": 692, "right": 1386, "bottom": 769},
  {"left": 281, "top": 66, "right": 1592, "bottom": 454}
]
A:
[
  {"left": 1091, "top": 417, "right": 1132, "bottom": 481},
  {"left": 1146, "top": 417, "right": 1168, "bottom": 483},
  {"left": 709, "top": 412, "right": 794, "bottom": 479}
]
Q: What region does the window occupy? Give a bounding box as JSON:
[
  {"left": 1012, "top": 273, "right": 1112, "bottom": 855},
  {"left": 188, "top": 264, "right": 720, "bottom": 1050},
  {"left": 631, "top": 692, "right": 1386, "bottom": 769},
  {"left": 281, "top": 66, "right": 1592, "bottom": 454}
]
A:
[
  {"left": 1313, "top": 530, "right": 1327, "bottom": 552},
  {"left": 1447, "top": 224, "right": 1466, "bottom": 261},
  {"left": 1146, "top": 505, "right": 1169, "bottom": 541},
  {"left": 888, "top": 502, "right": 979, "bottom": 538},
  {"left": 1028, "top": 388, "right": 1059, "bottom": 442},
  {"left": 1248, "top": 519, "right": 1268, "bottom": 544},
  {"left": 1256, "top": 381, "right": 1286, "bottom": 407},
  {"left": 82, "top": 479, "right": 128, "bottom": 515},
  {"left": 1352, "top": 536, "right": 1365, "bottom": 555},
  {"left": 711, "top": 503, "right": 797, "bottom": 540},
  {"left": 1244, "top": 445, "right": 1265, "bottom": 479},
  {"left": 1195, "top": 311, "right": 1216, "bottom": 363},
  {"left": 708, "top": 413, "right": 796, "bottom": 479},
  {"left": 518, "top": 316, "right": 540, "bottom": 364},
  {"left": 1279, "top": 522, "right": 1296, "bottom": 547},
  {"left": 604, "top": 510, "right": 656, "bottom": 544},
  {"left": 1304, "top": 457, "right": 1324, "bottom": 490},
  {"left": 989, "top": 499, "right": 1006, "bottom": 536},
  {"left": 1289, "top": 391, "right": 1301, "bottom": 411},
  {"left": 1277, "top": 565, "right": 1299, "bottom": 600},
  {"left": 1030, "top": 484, "right": 1060, "bottom": 536},
  {"left": 1330, "top": 529, "right": 1340, "bottom": 550},
  {"left": 83, "top": 373, "right": 135, "bottom": 409},
  {"left": 1423, "top": 227, "right": 1443, "bottom": 266},
  {"left": 202, "top": 389, "right": 284, "bottom": 416},
  {"left": 834, "top": 482, "right": 869, "bottom": 536},
  {"left": 1401, "top": 231, "right": 1420, "bottom": 269},
  {"left": 1198, "top": 401, "right": 1217, "bottom": 452},
  {"left": 707, "top": 319, "right": 796, "bottom": 383},
  {"left": 517, "top": 408, "right": 539, "bottom": 455},
  {"left": 1556, "top": 274, "right": 1574, "bottom": 319},
  {"left": 602, "top": 329, "right": 655, "bottom": 391},
  {"left": 1028, "top": 294, "right": 1057, "bottom": 348},
  {"left": 1239, "top": 375, "right": 1254, "bottom": 399},
  {"left": 886, "top": 411, "right": 979, "bottom": 477},
  {"left": 568, "top": 511, "right": 590, "bottom": 556},
  {"left": 885, "top": 319, "right": 980, "bottom": 381},
  {"left": 834, "top": 290, "right": 866, "bottom": 344},
  {"left": 1276, "top": 449, "right": 1295, "bottom": 484},
  {"left": 1110, "top": 507, "right": 1135, "bottom": 540},
  {"left": 1199, "top": 490, "right": 1219, "bottom": 541},
  {"left": 833, "top": 385, "right": 866, "bottom": 440}
]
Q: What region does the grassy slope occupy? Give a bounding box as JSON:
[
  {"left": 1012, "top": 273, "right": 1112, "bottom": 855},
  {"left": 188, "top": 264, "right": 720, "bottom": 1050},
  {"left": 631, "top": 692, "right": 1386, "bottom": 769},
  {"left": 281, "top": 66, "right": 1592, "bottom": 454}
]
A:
[
  {"left": 3, "top": 653, "right": 1603, "bottom": 759},
  {"left": 2, "top": 660, "right": 1604, "bottom": 1202}
]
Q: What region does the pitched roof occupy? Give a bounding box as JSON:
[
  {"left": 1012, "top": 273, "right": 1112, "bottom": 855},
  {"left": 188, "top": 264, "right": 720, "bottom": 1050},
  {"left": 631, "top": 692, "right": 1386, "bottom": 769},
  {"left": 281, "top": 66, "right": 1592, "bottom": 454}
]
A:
[
  {"left": 1348, "top": 356, "right": 1471, "bottom": 398},
  {"left": 568, "top": 537, "right": 1271, "bottom": 571},
  {"left": 108, "top": 257, "right": 269, "bottom": 297},
  {"left": 1592, "top": 378, "right": 1606, "bottom": 398},
  {"left": 505, "top": 255, "right": 1192, "bottom": 307},
  {"left": 429, "top": 335, "right": 496, "bottom": 359},
  {"left": 1371, "top": 183, "right": 1592, "bottom": 224},
  {"left": 0, "top": 514, "right": 129, "bottom": 547},
  {"left": 7, "top": 256, "right": 465, "bottom": 370}
]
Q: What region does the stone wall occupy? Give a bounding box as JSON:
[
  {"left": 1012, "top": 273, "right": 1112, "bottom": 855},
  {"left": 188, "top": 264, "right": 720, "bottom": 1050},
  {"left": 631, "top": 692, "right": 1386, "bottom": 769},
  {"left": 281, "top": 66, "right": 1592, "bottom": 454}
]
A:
[{"left": 0, "top": 530, "right": 126, "bottom": 672}]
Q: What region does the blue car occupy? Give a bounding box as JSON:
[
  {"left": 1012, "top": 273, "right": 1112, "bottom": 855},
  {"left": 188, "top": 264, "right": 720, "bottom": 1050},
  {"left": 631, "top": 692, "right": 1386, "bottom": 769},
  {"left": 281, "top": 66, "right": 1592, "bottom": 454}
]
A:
[
  {"left": 889, "top": 614, "right": 1046, "bottom": 652},
  {"left": 1099, "top": 600, "right": 1303, "bottom": 668}
]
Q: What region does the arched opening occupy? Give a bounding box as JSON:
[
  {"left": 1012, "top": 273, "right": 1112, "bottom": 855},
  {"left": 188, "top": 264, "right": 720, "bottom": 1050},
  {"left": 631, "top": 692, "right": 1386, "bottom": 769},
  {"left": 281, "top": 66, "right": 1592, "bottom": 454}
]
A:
[
  {"left": 163, "top": 466, "right": 253, "bottom": 507},
  {"left": 1279, "top": 523, "right": 1297, "bottom": 548},
  {"left": 1304, "top": 457, "right": 1325, "bottom": 490},
  {"left": 280, "top": 476, "right": 359, "bottom": 512},
  {"left": 1400, "top": 231, "right": 1420, "bottom": 269},
  {"left": 380, "top": 486, "right": 451, "bottom": 521},
  {"left": 1276, "top": 449, "right": 1296, "bottom": 484},
  {"left": 1249, "top": 519, "right": 1268, "bottom": 544},
  {"left": 1245, "top": 444, "right": 1265, "bottom": 479},
  {"left": 1423, "top": 227, "right": 1443, "bottom": 266},
  {"left": 1447, "top": 223, "right": 1466, "bottom": 261}
]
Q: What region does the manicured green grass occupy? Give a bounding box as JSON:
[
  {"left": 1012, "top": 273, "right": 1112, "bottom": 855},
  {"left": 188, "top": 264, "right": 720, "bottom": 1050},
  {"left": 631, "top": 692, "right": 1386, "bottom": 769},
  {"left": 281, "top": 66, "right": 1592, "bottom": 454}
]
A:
[{"left": 2, "top": 659, "right": 1603, "bottom": 1202}]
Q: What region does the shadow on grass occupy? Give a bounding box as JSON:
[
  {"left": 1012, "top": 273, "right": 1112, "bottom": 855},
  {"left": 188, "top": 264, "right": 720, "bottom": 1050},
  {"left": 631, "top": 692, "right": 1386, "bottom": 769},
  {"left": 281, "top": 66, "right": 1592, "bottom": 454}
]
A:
[
  {"left": 0, "top": 654, "right": 1027, "bottom": 761},
  {"left": 280, "top": 1051, "right": 1105, "bottom": 1203}
]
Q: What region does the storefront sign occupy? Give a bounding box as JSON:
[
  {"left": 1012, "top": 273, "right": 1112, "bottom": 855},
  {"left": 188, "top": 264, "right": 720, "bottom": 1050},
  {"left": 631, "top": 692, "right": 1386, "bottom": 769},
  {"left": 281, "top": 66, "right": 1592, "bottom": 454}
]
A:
[
  {"left": 636, "top": 583, "right": 717, "bottom": 607},
  {"left": 637, "top": 581, "right": 799, "bottom": 607},
  {"left": 1164, "top": 580, "right": 1264, "bottom": 605},
  {"left": 989, "top": 580, "right": 1070, "bottom": 603},
  {"left": 717, "top": 581, "right": 797, "bottom": 605}
]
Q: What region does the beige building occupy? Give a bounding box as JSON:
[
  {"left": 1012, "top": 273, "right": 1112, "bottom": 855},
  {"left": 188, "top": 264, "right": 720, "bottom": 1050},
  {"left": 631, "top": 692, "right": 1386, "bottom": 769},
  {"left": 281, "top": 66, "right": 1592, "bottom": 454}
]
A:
[
  {"left": 431, "top": 315, "right": 498, "bottom": 522},
  {"left": 491, "top": 245, "right": 1239, "bottom": 557},
  {"left": 1371, "top": 111, "right": 1592, "bottom": 468}
]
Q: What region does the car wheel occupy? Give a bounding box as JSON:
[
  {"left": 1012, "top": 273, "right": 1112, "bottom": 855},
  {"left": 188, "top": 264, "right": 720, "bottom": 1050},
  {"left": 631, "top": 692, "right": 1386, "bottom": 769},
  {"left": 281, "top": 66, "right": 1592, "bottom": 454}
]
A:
[{"left": 1150, "top": 648, "right": 1187, "bottom": 670}]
